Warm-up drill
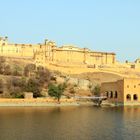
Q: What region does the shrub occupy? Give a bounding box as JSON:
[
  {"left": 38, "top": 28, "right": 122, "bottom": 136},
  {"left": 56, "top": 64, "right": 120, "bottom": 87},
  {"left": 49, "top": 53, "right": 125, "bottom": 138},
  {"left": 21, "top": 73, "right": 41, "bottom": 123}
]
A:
[
  {"left": 36, "top": 68, "right": 51, "bottom": 88},
  {"left": 7, "top": 77, "right": 27, "bottom": 97},
  {"left": 25, "top": 78, "right": 42, "bottom": 98},
  {"left": 4, "top": 65, "right": 12, "bottom": 75},
  {"left": 24, "top": 63, "right": 36, "bottom": 77},
  {"left": 48, "top": 83, "right": 66, "bottom": 102},
  {"left": 12, "top": 65, "right": 23, "bottom": 76},
  {"left": 91, "top": 85, "right": 101, "bottom": 96},
  {"left": 10, "top": 90, "right": 24, "bottom": 98}
]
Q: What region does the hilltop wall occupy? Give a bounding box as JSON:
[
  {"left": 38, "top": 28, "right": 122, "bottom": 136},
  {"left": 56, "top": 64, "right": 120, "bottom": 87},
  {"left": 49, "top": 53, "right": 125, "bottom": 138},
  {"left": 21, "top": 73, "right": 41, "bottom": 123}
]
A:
[{"left": 0, "top": 37, "right": 116, "bottom": 68}]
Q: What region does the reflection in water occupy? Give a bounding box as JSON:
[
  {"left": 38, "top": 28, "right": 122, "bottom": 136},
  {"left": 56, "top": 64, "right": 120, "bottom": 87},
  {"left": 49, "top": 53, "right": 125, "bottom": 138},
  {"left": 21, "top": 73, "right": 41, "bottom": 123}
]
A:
[{"left": 0, "top": 107, "right": 140, "bottom": 140}]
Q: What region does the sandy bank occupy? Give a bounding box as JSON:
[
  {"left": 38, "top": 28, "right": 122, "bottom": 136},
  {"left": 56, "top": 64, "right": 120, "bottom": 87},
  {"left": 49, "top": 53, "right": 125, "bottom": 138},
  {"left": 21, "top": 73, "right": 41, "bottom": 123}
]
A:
[{"left": 0, "top": 98, "right": 81, "bottom": 107}]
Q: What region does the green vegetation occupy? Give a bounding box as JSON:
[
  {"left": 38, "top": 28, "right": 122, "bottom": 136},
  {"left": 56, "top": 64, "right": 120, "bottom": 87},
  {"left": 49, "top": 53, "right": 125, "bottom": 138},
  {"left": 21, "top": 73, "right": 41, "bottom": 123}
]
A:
[
  {"left": 0, "top": 57, "right": 52, "bottom": 98},
  {"left": 91, "top": 85, "right": 101, "bottom": 96},
  {"left": 24, "top": 63, "right": 36, "bottom": 77},
  {"left": 0, "top": 57, "right": 97, "bottom": 100},
  {"left": 13, "top": 65, "right": 23, "bottom": 76},
  {"left": 25, "top": 78, "right": 42, "bottom": 98},
  {"left": 48, "top": 83, "right": 66, "bottom": 102},
  {"left": 7, "top": 77, "right": 25, "bottom": 98}
]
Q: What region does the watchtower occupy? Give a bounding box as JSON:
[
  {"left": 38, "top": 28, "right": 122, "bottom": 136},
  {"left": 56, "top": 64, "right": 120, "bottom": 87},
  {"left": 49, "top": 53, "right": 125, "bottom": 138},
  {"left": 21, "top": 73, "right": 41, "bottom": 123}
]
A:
[{"left": 0, "top": 36, "right": 8, "bottom": 46}]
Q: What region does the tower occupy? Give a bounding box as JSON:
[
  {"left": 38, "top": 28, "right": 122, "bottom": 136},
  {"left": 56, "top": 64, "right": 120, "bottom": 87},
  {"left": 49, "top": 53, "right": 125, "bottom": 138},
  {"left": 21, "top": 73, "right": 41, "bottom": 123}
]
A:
[{"left": 0, "top": 36, "right": 8, "bottom": 46}]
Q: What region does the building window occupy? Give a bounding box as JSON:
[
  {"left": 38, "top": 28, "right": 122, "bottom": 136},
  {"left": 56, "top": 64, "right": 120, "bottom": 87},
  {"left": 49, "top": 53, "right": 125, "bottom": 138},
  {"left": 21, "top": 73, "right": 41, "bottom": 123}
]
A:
[
  {"left": 126, "top": 94, "right": 131, "bottom": 101},
  {"left": 114, "top": 91, "right": 118, "bottom": 98},
  {"left": 133, "top": 94, "right": 138, "bottom": 101},
  {"left": 127, "top": 85, "right": 129, "bottom": 88},
  {"left": 110, "top": 91, "right": 113, "bottom": 98},
  {"left": 105, "top": 91, "right": 109, "bottom": 98},
  {"left": 134, "top": 85, "right": 136, "bottom": 88}
]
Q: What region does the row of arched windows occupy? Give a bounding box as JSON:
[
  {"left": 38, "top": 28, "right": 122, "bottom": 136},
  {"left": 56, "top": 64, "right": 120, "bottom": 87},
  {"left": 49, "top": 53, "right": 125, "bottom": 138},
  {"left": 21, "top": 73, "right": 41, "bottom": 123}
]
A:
[
  {"left": 105, "top": 92, "right": 139, "bottom": 101},
  {"left": 105, "top": 91, "right": 118, "bottom": 99},
  {"left": 126, "top": 94, "right": 138, "bottom": 101}
]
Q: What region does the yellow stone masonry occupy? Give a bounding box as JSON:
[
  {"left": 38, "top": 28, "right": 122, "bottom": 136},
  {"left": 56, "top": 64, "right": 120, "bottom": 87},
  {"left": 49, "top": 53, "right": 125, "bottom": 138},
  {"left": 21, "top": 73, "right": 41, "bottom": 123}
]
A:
[
  {"left": 101, "top": 78, "right": 140, "bottom": 105},
  {"left": 0, "top": 37, "right": 116, "bottom": 68}
]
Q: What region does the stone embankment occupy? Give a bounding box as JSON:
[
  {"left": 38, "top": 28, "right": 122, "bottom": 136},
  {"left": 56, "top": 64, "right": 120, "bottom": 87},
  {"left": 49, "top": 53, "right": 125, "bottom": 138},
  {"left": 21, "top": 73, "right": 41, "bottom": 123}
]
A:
[{"left": 0, "top": 98, "right": 79, "bottom": 107}]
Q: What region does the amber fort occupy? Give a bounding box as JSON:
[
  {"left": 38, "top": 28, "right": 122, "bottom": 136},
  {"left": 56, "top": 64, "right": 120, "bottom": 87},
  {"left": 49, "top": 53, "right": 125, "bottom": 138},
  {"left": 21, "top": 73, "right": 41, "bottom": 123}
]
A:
[
  {"left": 1, "top": 36, "right": 140, "bottom": 106},
  {"left": 0, "top": 36, "right": 115, "bottom": 67}
]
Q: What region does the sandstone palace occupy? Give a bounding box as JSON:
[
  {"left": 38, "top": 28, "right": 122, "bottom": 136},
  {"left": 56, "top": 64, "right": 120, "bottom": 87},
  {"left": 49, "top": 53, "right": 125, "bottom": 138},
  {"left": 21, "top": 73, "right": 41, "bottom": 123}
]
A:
[
  {"left": 2, "top": 36, "right": 140, "bottom": 106},
  {"left": 0, "top": 36, "right": 115, "bottom": 68}
]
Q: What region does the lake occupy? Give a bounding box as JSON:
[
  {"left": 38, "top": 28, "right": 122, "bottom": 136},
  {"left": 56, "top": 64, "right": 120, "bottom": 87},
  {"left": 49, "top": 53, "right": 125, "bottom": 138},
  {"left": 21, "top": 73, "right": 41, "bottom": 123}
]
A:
[{"left": 0, "top": 106, "right": 139, "bottom": 140}]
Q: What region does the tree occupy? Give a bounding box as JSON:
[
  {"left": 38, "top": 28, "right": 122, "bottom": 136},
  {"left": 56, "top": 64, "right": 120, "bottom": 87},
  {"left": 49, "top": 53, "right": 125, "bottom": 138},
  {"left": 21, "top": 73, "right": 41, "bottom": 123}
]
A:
[
  {"left": 10, "top": 77, "right": 26, "bottom": 90},
  {"left": 7, "top": 77, "right": 25, "bottom": 98},
  {"left": 4, "top": 65, "right": 12, "bottom": 75},
  {"left": 48, "top": 83, "right": 66, "bottom": 102},
  {"left": 10, "top": 87, "right": 24, "bottom": 98},
  {"left": 24, "top": 63, "right": 36, "bottom": 77},
  {"left": 92, "top": 85, "right": 101, "bottom": 96},
  {"left": 12, "top": 65, "right": 23, "bottom": 76},
  {"left": 36, "top": 68, "right": 51, "bottom": 87},
  {"left": 25, "top": 78, "right": 42, "bottom": 98}
]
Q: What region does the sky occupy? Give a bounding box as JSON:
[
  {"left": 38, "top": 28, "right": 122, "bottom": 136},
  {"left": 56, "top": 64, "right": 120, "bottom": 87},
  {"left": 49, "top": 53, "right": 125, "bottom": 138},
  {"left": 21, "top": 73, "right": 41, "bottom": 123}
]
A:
[{"left": 0, "top": 0, "right": 140, "bottom": 62}]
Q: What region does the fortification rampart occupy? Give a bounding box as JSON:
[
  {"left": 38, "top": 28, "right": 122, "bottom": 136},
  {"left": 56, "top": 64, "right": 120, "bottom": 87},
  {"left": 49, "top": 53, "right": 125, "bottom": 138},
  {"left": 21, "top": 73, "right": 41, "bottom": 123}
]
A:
[{"left": 0, "top": 36, "right": 116, "bottom": 69}]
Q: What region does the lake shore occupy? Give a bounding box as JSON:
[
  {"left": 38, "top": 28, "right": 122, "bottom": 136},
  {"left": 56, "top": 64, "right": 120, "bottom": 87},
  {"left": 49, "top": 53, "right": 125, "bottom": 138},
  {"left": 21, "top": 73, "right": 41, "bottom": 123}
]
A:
[
  {"left": 0, "top": 98, "right": 94, "bottom": 107},
  {"left": 0, "top": 98, "right": 122, "bottom": 107}
]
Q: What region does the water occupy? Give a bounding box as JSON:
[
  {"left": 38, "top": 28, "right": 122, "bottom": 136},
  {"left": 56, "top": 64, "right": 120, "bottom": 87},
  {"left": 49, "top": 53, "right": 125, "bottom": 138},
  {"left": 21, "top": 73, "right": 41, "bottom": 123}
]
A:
[{"left": 0, "top": 106, "right": 140, "bottom": 140}]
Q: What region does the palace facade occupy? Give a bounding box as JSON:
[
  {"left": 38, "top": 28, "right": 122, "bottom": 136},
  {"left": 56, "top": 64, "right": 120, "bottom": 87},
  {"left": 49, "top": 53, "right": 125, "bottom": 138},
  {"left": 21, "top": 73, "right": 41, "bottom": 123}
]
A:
[
  {"left": 0, "top": 37, "right": 116, "bottom": 67},
  {"left": 101, "top": 78, "right": 140, "bottom": 105}
]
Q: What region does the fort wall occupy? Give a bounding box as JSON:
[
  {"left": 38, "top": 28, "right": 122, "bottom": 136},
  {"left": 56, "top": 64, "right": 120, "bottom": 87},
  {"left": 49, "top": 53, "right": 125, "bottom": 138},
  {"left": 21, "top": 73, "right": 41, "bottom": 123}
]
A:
[{"left": 0, "top": 37, "right": 116, "bottom": 68}]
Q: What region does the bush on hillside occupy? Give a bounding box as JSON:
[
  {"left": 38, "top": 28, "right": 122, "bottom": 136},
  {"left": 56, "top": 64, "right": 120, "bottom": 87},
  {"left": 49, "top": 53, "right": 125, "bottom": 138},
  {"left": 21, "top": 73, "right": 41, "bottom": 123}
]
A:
[
  {"left": 48, "top": 83, "right": 66, "bottom": 102},
  {"left": 91, "top": 85, "right": 101, "bottom": 96},
  {"left": 4, "top": 65, "right": 12, "bottom": 75},
  {"left": 24, "top": 63, "right": 36, "bottom": 77},
  {"left": 36, "top": 68, "right": 51, "bottom": 87},
  {"left": 25, "top": 78, "right": 42, "bottom": 98},
  {"left": 12, "top": 65, "right": 23, "bottom": 76}
]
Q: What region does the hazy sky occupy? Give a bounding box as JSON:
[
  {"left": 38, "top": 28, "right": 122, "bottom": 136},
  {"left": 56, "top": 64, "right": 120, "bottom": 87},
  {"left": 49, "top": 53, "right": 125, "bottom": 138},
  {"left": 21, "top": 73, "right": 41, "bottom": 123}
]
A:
[{"left": 0, "top": 0, "right": 140, "bottom": 62}]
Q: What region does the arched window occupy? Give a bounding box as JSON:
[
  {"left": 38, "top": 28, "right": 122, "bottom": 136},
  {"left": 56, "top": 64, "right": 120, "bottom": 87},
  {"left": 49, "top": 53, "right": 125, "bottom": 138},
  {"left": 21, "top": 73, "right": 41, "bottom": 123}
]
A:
[
  {"left": 126, "top": 94, "right": 131, "bottom": 101},
  {"left": 133, "top": 94, "right": 138, "bottom": 101},
  {"left": 110, "top": 91, "right": 113, "bottom": 98},
  {"left": 105, "top": 91, "right": 109, "bottom": 98},
  {"left": 114, "top": 91, "right": 118, "bottom": 98}
]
